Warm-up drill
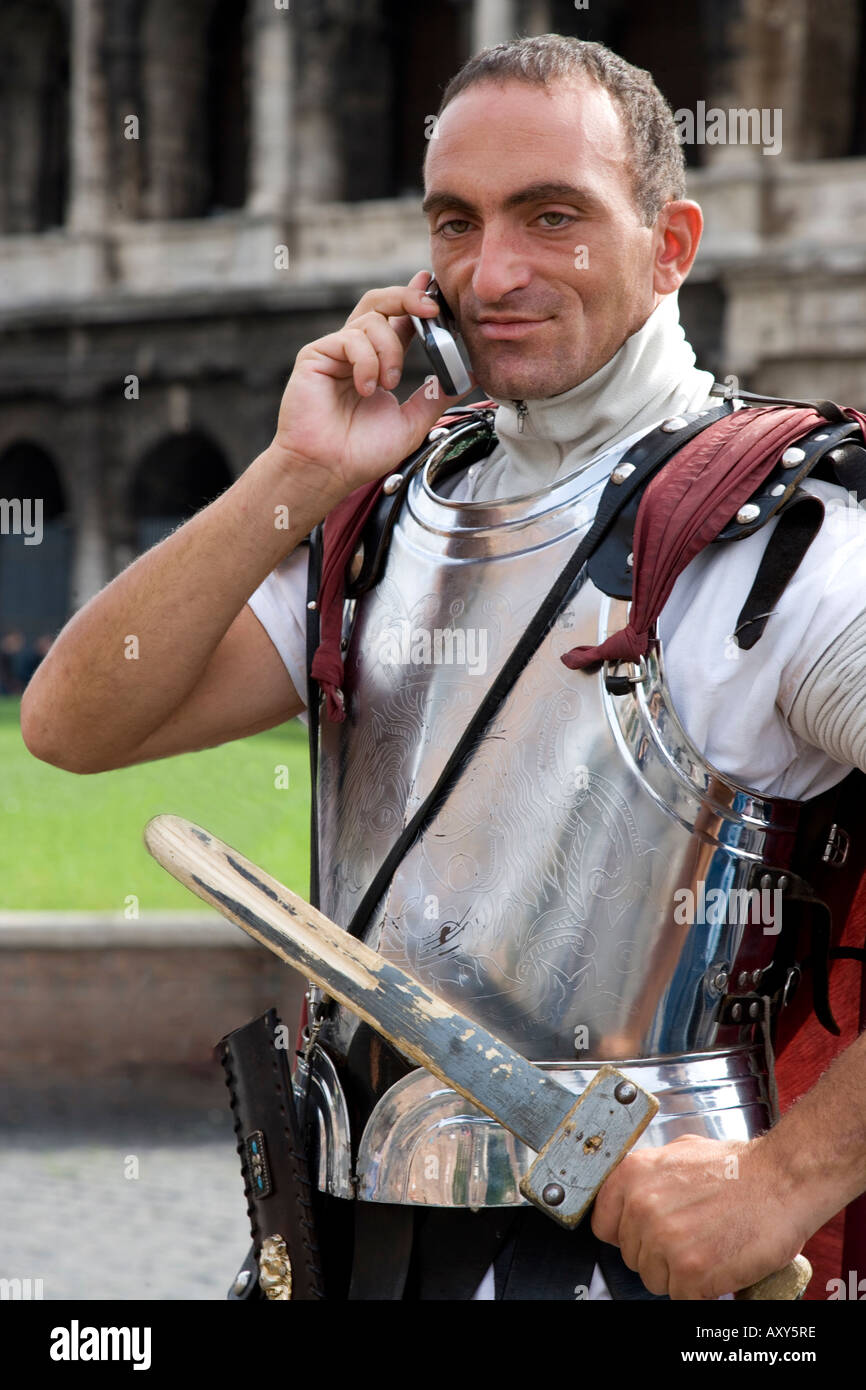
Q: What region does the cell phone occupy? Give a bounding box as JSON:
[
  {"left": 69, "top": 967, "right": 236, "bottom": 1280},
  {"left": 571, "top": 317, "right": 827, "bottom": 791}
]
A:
[{"left": 409, "top": 278, "right": 473, "bottom": 397}]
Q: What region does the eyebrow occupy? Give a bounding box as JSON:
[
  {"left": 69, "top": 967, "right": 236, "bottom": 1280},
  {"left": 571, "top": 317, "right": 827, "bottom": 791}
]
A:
[{"left": 421, "top": 182, "right": 601, "bottom": 218}]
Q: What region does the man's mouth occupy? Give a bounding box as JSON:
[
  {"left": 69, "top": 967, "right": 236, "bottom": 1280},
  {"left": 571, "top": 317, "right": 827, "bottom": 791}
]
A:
[{"left": 475, "top": 318, "right": 549, "bottom": 340}]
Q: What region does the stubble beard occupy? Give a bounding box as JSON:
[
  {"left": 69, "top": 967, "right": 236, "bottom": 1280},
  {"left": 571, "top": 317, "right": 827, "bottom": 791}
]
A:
[{"left": 466, "top": 340, "right": 593, "bottom": 403}]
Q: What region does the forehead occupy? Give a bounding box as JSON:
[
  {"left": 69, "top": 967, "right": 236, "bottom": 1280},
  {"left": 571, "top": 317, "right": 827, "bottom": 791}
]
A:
[{"left": 424, "top": 77, "right": 632, "bottom": 206}]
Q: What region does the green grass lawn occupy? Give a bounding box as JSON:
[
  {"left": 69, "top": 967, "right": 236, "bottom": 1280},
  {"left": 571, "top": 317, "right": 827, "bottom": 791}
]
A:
[{"left": 0, "top": 697, "right": 311, "bottom": 910}]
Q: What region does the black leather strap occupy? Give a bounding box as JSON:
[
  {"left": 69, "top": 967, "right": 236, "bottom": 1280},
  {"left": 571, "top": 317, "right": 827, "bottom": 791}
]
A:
[
  {"left": 347, "top": 1203, "right": 415, "bottom": 1300},
  {"left": 588, "top": 417, "right": 860, "bottom": 592},
  {"left": 714, "top": 419, "right": 859, "bottom": 543},
  {"left": 305, "top": 527, "right": 323, "bottom": 910},
  {"left": 733, "top": 490, "right": 825, "bottom": 650},
  {"left": 496, "top": 1210, "right": 601, "bottom": 1301}
]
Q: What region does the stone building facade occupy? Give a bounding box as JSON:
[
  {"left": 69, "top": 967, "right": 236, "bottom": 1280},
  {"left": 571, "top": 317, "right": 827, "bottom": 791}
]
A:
[{"left": 1, "top": 0, "right": 865, "bottom": 641}]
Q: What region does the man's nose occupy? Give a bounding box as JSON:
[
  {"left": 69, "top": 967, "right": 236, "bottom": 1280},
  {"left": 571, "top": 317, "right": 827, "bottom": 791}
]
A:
[{"left": 470, "top": 225, "right": 532, "bottom": 305}]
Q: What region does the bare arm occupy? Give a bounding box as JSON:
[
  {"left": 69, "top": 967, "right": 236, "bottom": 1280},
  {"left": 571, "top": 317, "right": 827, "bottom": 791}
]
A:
[
  {"left": 74, "top": 603, "right": 306, "bottom": 772},
  {"left": 21, "top": 272, "right": 467, "bottom": 773},
  {"left": 21, "top": 448, "right": 315, "bottom": 772}
]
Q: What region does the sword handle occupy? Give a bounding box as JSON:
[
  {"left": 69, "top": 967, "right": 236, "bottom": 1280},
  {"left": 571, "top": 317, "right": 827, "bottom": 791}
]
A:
[{"left": 735, "top": 1253, "right": 812, "bottom": 1301}]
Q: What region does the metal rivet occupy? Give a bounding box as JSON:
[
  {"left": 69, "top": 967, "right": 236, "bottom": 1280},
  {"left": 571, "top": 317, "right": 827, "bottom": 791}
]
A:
[
  {"left": 781, "top": 446, "right": 806, "bottom": 468},
  {"left": 626, "top": 552, "right": 634, "bottom": 568},
  {"left": 713, "top": 971, "right": 728, "bottom": 992},
  {"left": 770, "top": 483, "right": 785, "bottom": 497},
  {"left": 428, "top": 426, "right": 450, "bottom": 440},
  {"left": 614, "top": 1080, "right": 637, "bottom": 1105},
  {"left": 812, "top": 432, "right": 829, "bottom": 441},
  {"left": 738, "top": 971, "right": 750, "bottom": 989},
  {"left": 777, "top": 874, "right": 788, "bottom": 891},
  {"left": 748, "top": 1001, "right": 761, "bottom": 1020},
  {"left": 542, "top": 1183, "right": 565, "bottom": 1207},
  {"left": 751, "top": 968, "right": 763, "bottom": 987},
  {"left": 760, "top": 873, "right": 773, "bottom": 890},
  {"left": 660, "top": 416, "right": 688, "bottom": 432},
  {"left": 231, "top": 1269, "right": 251, "bottom": 1296},
  {"left": 610, "top": 462, "right": 635, "bottom": 485},
  {"left": 306, "top": 600, "right": 317, "bottom": 611},
  {"left": 731, "top": 1003, "right": 743, "bottom": 1022},
  {"left": 736, "top": 503, "right": 760, "bottom": 524},
  {"left": 382, "top": 473, "right": 404, "bottom": 495}
]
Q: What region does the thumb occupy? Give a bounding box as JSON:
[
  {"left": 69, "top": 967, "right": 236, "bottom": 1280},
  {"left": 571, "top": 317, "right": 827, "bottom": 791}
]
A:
[{"left": 399, "top": 377, "right": 476, "bottom": 450}]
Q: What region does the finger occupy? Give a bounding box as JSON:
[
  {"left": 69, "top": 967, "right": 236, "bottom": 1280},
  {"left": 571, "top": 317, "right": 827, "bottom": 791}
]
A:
[
  {"left": 669, "top": 1269, "right": 715, "bottom": 1301},
  {"left": 388, "top": 270, "right": 443, "bottom": 351},
  {"left": 347, "top": 274, "right": 439, "bottom": 328},
  {"left": 338, "top": 327, "right": 382, "bottom": 397},
  {"left": 619, "top": 1221, "right": 642, "bottom": 1275},
  {"left": 637, "top": 1249, "right": 671, "bottom": 1298},
  {"left": 349, "top": 313, "right": 408, "bottom": 390},
  {"left": 590, "top": 1171, "right": 627, "bottom": 1246}
]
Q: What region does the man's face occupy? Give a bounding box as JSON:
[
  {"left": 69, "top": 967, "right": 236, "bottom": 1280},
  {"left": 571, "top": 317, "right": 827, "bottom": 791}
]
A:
[{"left": 423, "top": 77, "right": 662, "bottom": 401}]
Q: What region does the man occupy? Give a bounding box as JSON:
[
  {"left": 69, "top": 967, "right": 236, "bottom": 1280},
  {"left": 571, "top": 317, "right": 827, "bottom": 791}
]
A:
[{"left": 21, "top": 35, "right": 866, "bottom": 1300}]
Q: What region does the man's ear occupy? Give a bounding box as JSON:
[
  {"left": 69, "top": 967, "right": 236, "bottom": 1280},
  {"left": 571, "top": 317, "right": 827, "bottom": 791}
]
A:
[{"left": 652, "top": 200, "right": 703, "bottom": 295}]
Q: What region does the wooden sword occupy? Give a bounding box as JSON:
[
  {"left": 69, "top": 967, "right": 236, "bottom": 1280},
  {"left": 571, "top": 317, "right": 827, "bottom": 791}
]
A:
[{"left": 143, "top": 813, "right": 811, "bottom": 1301}]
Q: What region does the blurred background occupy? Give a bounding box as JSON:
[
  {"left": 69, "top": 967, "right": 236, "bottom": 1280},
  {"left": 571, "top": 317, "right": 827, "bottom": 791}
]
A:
[{"left": 0, "top": 0, "right": 864, "bottom": 1300}]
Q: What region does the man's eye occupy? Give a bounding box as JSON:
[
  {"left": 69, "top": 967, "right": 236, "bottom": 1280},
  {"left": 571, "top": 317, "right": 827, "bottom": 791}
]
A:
[
  {"left": 537, "top": 211, "right": 574, "bottom": 228},
  {"left": 436, "top": 219, "right": 471, "bottom": 237}
]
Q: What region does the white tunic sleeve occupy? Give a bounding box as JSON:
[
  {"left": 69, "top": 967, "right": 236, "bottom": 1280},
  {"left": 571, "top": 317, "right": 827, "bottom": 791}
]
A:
[
  {"left": 246, "top": 545, "right": 311, "bottom": 710},
  {"left": 658, "top": 477, "right": 866, "bottom": 800}
]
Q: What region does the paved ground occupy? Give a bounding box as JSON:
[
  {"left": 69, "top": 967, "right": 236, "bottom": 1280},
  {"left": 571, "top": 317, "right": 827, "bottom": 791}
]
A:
[{"left": 0, "top": 1079, "right": 252, "bottom": 1300}]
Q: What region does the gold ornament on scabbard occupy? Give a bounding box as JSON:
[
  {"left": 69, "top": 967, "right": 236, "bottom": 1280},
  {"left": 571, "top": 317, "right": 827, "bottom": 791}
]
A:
[{"left": 259, "top": 1234, "right": 293, "bottom": 1300}]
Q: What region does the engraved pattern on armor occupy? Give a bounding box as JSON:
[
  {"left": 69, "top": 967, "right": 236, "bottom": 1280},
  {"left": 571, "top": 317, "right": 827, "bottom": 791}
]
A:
[{"left": 317, "top": 429, "right": 799, "bottom": 1066}]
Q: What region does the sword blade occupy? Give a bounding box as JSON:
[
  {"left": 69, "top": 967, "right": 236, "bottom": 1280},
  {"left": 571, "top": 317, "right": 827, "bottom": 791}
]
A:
[{"left": 144, "top": 813, "right": 587, "bottom": 1153}]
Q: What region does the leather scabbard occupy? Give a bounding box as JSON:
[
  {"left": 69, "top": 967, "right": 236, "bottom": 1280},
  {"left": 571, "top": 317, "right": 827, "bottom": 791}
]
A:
[{"left": 219, "top": 1008, "right": 325, "bottom": 1300}]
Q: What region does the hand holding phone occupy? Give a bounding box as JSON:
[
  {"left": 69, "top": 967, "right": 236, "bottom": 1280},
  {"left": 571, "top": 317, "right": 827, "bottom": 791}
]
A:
[{"left": 410, "top": 278, "right": 473, "bottom": 397}]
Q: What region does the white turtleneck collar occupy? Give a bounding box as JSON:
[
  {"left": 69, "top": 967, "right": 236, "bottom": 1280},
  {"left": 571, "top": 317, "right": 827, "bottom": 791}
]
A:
[{"left": 453, "top": 292, "right": 715, "bottom": 502}]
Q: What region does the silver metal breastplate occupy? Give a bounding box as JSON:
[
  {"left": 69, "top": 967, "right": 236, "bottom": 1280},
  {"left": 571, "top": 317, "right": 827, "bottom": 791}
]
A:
[
  {"left": 307, "top": 420, "right": 798, "bottom": 1204},
  {"left": 316, "top": 423, "right": 798, "bottom": 1064}
]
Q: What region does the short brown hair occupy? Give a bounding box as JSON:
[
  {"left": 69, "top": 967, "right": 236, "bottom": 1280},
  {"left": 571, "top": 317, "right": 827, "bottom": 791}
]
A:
[{"left": 437, "top": 34, "right": 686, "bottom": 226}]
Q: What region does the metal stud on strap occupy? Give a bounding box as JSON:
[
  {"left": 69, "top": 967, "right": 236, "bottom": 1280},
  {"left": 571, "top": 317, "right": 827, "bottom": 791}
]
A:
[
  {"left": 610, "top": 462, "right": 635, "bottom": 485},
  {"left": 781, "top": 446, "right": 806, "bottom": 468},
  {"left": 736, "top": 503, "right": 761, "bottom": 524}
]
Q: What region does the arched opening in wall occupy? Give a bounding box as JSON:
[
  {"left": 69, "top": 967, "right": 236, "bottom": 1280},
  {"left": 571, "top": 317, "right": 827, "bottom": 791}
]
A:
[
  {"left": 549, "top": 0, "right": 708, "bottom": 168},
  {"left": 130, "top": 432, "right": 233, "bottom": 553},
  {"left": 0, "top": 1, "right": 69, "bottom": 233},
  {"left": 207, "top": 0, "right": 249, "bottom": 211},
  {"left": 0, "top": 443, "right": 70, "bottom": 691},
  {"left": 385, "top": 0, "right": 466, "bottom": 197},
  {"left": 141, "top": 0, "right": 248, "bottom": 219},
  {"left": 849, "top": 0, "right": 866, "bottom": 155}
]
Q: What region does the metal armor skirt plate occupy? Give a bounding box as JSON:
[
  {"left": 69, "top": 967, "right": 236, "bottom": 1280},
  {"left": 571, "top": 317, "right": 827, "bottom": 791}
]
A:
[{"left": 310, "top": 419, "right": 796, "bottom": 1204}]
